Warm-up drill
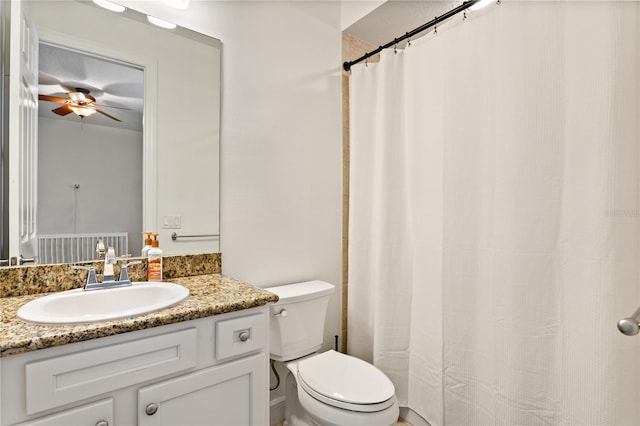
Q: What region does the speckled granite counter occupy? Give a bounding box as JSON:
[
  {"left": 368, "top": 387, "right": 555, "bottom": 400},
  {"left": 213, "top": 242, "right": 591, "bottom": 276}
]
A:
[{"left": 1, "top": 273, "right": 278, "bottom": 358}]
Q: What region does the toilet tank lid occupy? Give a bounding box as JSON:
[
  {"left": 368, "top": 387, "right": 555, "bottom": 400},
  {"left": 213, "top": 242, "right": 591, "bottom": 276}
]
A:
[{"left": 264, "top": 280, "right": 334, "bottom": 304}]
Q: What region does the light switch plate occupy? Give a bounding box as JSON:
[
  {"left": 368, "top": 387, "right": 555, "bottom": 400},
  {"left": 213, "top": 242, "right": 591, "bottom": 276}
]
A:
[{"left": 161, "top": 215, "right": 182, "bottom": 229}]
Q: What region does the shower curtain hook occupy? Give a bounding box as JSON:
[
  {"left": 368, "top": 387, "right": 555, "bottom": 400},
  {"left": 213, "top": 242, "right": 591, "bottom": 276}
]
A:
[
  {"left": 394, "top": 43, "right": 398, "bottom": 54},
  {"left": 406, "top": 32, "right": 411, "bottom": 47},
  {"left": 434, "top": 18, "right": 438, "bottom": 34},
  {"left": 463, "top": 9, "right": 467, "bottom": 20}
]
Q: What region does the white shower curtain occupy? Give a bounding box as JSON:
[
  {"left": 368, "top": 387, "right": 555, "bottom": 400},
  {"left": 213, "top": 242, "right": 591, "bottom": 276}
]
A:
[{"left": 348, "top": 2, "right": 640, "bottom": 425}]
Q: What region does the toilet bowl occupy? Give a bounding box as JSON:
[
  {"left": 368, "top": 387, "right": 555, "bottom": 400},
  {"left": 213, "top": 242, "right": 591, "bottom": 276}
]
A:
[
  {"left": 265, "top": 281, "right": 399, "bottom": 426},
  {"left": 289, "top": 350, "right": 399, "bottom": 426}
]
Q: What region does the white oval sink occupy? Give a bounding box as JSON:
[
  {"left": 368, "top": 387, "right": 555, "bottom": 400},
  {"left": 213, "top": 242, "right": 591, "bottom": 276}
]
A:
[{"left": 17, "top": 282, "right": 189, "bottom": 325}]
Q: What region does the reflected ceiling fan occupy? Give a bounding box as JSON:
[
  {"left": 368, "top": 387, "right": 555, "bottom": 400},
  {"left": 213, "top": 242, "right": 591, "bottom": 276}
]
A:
[{"left": 38, "top": 88, "right": 122, "bottom": 122}]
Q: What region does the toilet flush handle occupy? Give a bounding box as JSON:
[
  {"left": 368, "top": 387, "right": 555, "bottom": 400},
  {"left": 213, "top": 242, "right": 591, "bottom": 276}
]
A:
[{"left": 275, "top": 308, "right": 288, "bottom": 317}]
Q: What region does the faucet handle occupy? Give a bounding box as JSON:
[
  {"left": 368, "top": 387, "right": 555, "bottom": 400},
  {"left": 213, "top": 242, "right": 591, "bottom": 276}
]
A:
[
  {"left": 119, "top": 260, "right": 142, "bottom": 283},
  {"left": 71, "top": 265, "right": 98, "bottom": 287}
]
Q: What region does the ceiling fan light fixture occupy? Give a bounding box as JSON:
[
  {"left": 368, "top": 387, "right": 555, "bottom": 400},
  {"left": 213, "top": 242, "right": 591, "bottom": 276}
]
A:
[
  {"left": 68, "top": 91, "right": 91, "bottom": 104},
  {"left": 69, "top": 105, "right": 97, "bottom": 118},
  {"left": 147, "top": 15, "right": 177, "bottom": 29},
  {"left": 92, "top": 0, "right": 126, "bottom": 13}
]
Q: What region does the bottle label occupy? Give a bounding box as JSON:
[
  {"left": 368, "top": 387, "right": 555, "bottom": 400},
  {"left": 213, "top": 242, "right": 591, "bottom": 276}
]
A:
[{"left": 148, "top": 258, "right": 162, "bottom": 281}]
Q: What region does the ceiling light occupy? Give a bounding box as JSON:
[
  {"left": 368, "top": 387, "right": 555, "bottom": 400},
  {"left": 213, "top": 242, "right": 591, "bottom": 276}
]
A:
[
  {"left": 147, "top": 15, "right": 177, "bottom": 30},
  {"left": 68, "top": 92, "right": 91, "bottom": 104},
  {"left": 469, "top": 0, "right": 494, "bottom": 11},
  {"left": 159, "top": 0, "right": 190, "bottom": 9},
  {"left": 92, "top": 0, "right": 125, "bottom": 13},
  {"left": 69, "top": 106, "right": 97, "bottom": 118}
]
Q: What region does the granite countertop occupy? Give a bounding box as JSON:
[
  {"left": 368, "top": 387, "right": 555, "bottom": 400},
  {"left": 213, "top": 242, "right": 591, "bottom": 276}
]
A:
[{"left": 0, "top": 274, "right": 279, "bottom": 358}]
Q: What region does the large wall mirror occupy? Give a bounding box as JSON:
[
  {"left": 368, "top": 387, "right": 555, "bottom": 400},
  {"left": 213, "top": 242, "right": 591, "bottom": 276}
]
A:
[{"left": 1, "top": 0, "right": 221, "bottom": 265}]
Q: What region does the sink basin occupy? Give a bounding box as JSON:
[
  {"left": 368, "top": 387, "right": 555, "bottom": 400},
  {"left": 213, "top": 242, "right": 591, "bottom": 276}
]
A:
[{"left": 17, "top": 282, "right": 189, "bottom": 325}]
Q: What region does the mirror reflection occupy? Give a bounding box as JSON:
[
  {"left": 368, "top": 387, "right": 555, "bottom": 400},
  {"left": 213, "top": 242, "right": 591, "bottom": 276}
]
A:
[
  {"left": 38, "top": 44, "right": 144, "bottom": 260},
  {"left": 2, "top": 0, "right": 221, "bottom": 265}
]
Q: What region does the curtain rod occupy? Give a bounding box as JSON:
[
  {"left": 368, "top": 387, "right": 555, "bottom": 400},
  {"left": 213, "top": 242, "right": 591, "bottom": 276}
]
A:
[{"left": 343, "top": 0, "right": 481, "bottom": 72}]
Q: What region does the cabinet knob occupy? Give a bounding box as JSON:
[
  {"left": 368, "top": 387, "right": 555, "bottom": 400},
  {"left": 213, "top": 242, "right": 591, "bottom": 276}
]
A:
[
  {"left": 275, "top": 308, "right": 287, "bottom": 317},
  {"left": 95, "top": 421, "right": 109, "bottom": 426},
  {"left": 239, "top": 331, "right": 249, "bottom": 342},
  {"left": 146, "top": 403, "right": 159, "bottom": 416}
]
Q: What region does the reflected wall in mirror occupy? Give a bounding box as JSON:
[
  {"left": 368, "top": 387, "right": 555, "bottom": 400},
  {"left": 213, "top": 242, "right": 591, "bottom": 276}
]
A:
[{"left": 2, "top": 0, "right": 221, "bottom": 265}]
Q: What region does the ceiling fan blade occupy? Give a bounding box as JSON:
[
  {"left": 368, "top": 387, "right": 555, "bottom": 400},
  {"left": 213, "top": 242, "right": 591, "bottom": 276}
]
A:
[
  {"left": 52, "top": 105, "right": 74, "bottom": 116},
  {"left": 95, "top": 108, "right": 122, "bottom": 122},
  {"left": 39, "top": 94, "right": 68, "bottom": 104}
]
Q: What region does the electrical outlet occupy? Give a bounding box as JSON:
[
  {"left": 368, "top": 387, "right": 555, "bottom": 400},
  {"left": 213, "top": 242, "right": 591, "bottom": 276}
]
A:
[{"left": 161, "top": 215, "right": 182, "bottom": 229}]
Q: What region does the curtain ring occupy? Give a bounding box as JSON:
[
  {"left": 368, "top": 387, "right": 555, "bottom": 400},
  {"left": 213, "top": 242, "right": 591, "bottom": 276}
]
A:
[
  {"left": 463, "top": 10, "right": 467, "bottom": 20},
  {"left": 434, "top": 19, "right": 438, "bottom": 34},
  {"left": 394, "top": 44, "right": 398, "bottom": 54}
]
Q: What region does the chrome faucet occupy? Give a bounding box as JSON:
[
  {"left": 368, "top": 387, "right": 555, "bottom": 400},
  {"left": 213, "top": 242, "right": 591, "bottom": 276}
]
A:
[
  {"left": 71, "top": 259, "right": 142, "bottom": 291},
  {"left": 96, "top": 239, "right": 106, "bottom": 259},
  {"left": 103, "top": 247, "right": 117, "bottom": 282}
]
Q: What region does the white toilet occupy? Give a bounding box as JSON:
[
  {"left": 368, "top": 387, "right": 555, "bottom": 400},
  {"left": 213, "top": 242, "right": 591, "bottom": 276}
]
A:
[{"left": 265, "top": 281, "right": 399, "bottom": 426}]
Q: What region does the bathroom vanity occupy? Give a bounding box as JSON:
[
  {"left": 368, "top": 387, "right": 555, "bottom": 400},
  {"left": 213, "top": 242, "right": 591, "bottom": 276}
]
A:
[{"left": 0, "top": 258, "right": 278, "bottom": 426}]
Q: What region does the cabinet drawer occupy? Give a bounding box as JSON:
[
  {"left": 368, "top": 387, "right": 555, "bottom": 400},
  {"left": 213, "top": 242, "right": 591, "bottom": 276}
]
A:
[
  {"left": 216, "top": 314, "right": 264, "bottom": 360},
  {"left": 14, "top": 399, "right": 113, "bottom": 426},
  {"left": 25, "top": 328, "right": 197, "bottom": 415}
]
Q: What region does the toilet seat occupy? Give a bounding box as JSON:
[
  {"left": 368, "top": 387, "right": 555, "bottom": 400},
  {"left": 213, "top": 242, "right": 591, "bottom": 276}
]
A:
[{"left": 297, "top": 350, "right": 396, "bottom": 413}]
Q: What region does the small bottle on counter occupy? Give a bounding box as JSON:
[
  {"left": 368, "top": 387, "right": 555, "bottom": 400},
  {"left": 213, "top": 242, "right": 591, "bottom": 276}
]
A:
[
  {"left": 147, "top": 233, "right": 163, "bottom": 281},
  {"left": 141, "top": 232, "right": 153, "bottom": 257}
]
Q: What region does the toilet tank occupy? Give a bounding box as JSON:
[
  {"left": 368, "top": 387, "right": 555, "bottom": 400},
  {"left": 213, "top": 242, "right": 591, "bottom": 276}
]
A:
[{"left": 264, "top": 281, "right": 334, "bottom": 362}]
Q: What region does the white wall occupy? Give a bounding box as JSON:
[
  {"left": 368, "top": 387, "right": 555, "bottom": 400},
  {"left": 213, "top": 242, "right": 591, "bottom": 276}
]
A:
[
  {"left": 109, "top": 1, "right": 343, "bottom": 414},
  {"left": 216, "top": 1, "right": 342, "bottom": 351},
  {"left": 38, "top": 117, "right": 143, "bottom": 255}
]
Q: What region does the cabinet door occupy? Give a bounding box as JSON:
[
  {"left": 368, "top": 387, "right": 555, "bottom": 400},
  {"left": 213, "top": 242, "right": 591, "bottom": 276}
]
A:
[
  {"left": 14, "top": 399, "right": 113, "bottom": 426},
  {"left": 138, "top": 354, "right": 267, "bottom": 426}
]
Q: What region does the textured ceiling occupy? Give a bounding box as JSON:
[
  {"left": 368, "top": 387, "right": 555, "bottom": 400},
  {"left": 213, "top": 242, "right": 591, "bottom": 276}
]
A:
[{"left": 38, "top": 43, "right": 144, "bottom": 131}]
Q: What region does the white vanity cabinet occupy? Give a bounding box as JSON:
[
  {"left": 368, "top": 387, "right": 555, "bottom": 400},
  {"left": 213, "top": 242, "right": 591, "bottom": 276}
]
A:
[{"left": 1, "top": 306, "right": 269, "bottom": 426}]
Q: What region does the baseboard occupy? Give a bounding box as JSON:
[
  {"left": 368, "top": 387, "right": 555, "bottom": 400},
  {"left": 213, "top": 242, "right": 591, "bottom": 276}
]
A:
[
  {"left": 270, "top": 396, "right": 286, "bottom": 426},
  {"left": 400, "top": 406, "right": 431, "bottom": 426}
]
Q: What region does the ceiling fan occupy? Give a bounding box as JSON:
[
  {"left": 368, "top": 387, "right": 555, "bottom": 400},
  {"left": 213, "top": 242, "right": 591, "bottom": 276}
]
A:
[{"left": 38, "top": 88, "right": 122, "bottom": 122}]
